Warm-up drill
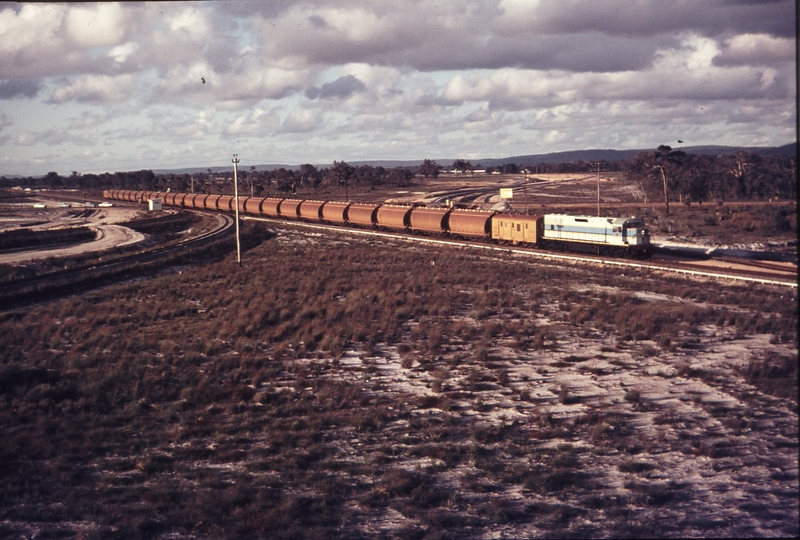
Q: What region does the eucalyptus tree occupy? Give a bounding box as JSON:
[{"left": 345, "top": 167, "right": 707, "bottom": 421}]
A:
[{"left": 653, "top": 145, "right": 686, "bottom": 214}]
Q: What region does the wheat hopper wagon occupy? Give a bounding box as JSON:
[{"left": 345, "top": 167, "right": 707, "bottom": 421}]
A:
[
  {"left": 376, "top": 204, "right": 414, "bottom": 230},
  {"left": 279, "top": 199, "right": 303, "bottom": 219},
  {"left": 321, "top": 201, "right": 351, "bottom": 224},
  {"left": 449, "top": 209, "right": 496, "bottom": 238},
  {"left": 409, "top": 207, "right": 451, "bottom": 234},
  {"left": 299, "top": 200, "right": 326, "bottom": 221},
  {"left": 216, "top": 195, "right": 235, "bottom": 211},
  {"left": 347, "top": 203, "right": 382, "bottom": 226}
]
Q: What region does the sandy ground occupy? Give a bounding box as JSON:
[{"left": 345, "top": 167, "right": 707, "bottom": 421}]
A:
[
  {"left": 0, "top": 224, "right": 144, "bottom": 265},
  {"left": 0, "top": 198, "right": 147, "bottom": 265}
]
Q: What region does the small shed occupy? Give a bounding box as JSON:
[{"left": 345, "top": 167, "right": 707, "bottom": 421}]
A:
[{"left": 148, "top": 199, "right": 162, "bottom": 211}]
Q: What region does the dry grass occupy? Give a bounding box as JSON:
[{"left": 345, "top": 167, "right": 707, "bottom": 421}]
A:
[{"left": 0, "top": 224, "right": 796, "bottom": 538}]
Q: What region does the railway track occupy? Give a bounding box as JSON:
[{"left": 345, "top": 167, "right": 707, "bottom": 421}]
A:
[
  {"left": 243, "top": 215, "right": 798, "bottom": 289},
  {"left": 713, "top": 257, "right": 797, "bottom": 273},
  {"left": 0, "top": 212, "right": 234, "bottom": 305}
]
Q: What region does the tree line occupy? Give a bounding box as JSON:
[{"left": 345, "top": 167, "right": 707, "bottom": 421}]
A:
[{"left": 2, "top": 148, "right": 795, "bottom": 207}]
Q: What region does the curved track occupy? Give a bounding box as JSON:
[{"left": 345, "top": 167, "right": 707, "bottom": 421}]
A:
[{"left": 0, "top": 212, "right": 233, "bottom": 300}]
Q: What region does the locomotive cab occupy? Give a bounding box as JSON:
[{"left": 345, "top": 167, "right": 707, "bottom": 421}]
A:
[{"left": 618, "top": 217, "right": 649, "bottom": 246}]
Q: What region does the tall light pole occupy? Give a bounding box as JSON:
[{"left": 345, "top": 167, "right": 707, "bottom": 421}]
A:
[{"left": 232, "top": 154, "right": 242, "bottom": 268}]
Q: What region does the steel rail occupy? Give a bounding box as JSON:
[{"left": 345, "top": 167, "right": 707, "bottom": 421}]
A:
[{"left": 243, "top": 215, "right": 798, "bottom": 289}]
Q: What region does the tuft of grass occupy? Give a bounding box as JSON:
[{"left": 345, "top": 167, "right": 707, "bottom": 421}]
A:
[{"left": 738, "top": 352, "right": 798, "bottom": 402}]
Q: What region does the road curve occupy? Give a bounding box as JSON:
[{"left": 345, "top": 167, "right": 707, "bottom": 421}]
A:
[{"left": 0, "top": 224, "right": 145, "bottom": 265}]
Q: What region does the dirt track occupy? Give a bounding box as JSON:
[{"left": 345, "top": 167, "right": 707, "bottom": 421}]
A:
[
  {"left": 0, "top": 224, "right": 144, "bottom": 265},
  {"left": 0, "top": 199, "right": 146, "bottom": 265}
]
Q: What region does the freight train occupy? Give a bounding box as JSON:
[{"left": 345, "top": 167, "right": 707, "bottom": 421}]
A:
[{"left": 104, "top": 190, "right": 654, "bottom": 259}]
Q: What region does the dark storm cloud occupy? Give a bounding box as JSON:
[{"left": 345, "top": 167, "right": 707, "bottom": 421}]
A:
[
  {"left": 305, "top": 75, "right": 366, "bottom": 100},
  {"left": 0, "top": 79, "right": 42, "bottom": 99},
  {"left": 263, "top": 0, "right": 794, "bottom": 74},
  {"left": 387, "top": 33, "right": 673, "bottom": 73},
  {"left": 215, "top": 0, "right": 298, "bottom": 19},
  {"left": 308, "top": 15, "right": 327, "bottom": 29},
  {"left": 505, "top": 0, "right": 796, "bottom": 39}
]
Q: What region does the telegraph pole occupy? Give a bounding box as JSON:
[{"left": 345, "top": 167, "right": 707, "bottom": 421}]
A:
[{"left": 232, "top": 154, "right": 242, "bottom": 267}]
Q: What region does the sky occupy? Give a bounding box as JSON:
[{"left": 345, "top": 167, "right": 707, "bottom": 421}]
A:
[{"left": 0, "top": 0, "right": 796, "bottom": 176}]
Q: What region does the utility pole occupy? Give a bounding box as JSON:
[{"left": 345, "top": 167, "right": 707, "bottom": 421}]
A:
[
  {"left": 524, "top": 175, "right": 529, "bottom": 215},
  {"left": 591, "top": 161, "right": 604, "bottom": 216},
  {"left": 232, "top": 154, "right": 242, "bottom": 268}
]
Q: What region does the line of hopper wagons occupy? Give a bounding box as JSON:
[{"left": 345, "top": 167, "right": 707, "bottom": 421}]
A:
[{"left": 104, "top": 190, "right": 654, "bottom": 259}]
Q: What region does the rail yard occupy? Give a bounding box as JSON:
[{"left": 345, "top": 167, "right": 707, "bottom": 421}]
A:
[{"left": 0, "top": 182, "right": 796, "bottom": 539}]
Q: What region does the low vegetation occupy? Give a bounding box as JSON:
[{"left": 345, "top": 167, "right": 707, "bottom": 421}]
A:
[
  {"left": 0, "top": 226, "right": 96, "bottom": 251},
  {"left": 0, "top": 224, "right": 796, "bottom": 538}
]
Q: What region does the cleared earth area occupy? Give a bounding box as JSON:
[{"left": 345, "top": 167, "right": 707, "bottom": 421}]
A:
[
  {"left": 0, "top": 198, "right": 146, "bottom": 266},
  {"left": 0, "top": 222, "right": 796, "bottom": 539}
]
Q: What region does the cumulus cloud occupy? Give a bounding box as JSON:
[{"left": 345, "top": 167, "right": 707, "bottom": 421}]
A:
[
  {"left": 0, "top": 3, "right": 145, "bottom": 79},
  {"left": 281, "top": 109, "right": 322, "bottom": 133},
  {"left": 68, "top": 112, "right": 106, "bottom": 130},
  {"left": 65, "top": 3, "right": 127, "bottom": 47},
  {"left": 225, "top": 108, "right": 281, "bottom": 135},
  {"left": 109, "top": 42, "right": 140, "bottom": 64},
  {"left": 14, "top": 127, "right": 87, "bottom": 147},
  {"left": 305, "top": 74, "right": 366, "bottom": 100},
  {"left": 49, "top": 74, "right": 138, "bottom": 105},
  {"left": 0, "top": 1, "right": 794, "bottom": 175},
  {"left": 441, "top": 28, "right": 795, "bottom": 111},
  {"left": 714, "top": 33, "right": 795, "bottom": 66}
]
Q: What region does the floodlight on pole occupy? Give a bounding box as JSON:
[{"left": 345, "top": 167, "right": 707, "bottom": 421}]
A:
[{"left": 232, "top": 154, "right": 242, "bottom": 268}]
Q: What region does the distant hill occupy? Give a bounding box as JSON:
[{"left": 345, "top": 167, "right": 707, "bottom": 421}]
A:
[
  {"left": 308, "top": 143, "right": 796, "bottom": 170},
  {"left": 151, "top": 165, "right": 297, "bottom": 175},
  {"left": 474, "top": 143, "right": 797, "bottom": 167},
  {"left": 145, "top": 143, "right": 798, "bottom": 175}
]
